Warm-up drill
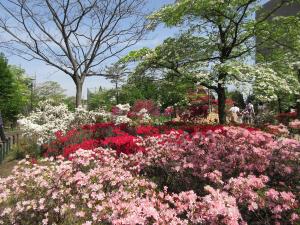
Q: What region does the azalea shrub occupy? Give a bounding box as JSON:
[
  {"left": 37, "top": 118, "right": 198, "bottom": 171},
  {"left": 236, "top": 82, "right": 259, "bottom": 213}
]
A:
[
  {"left": 0, "top": 149, "right": 199, "bottom": 225},
  {"left": 266, "top": 123, "right": 289, "bottom": 136},
  {"left": 1, "top": 125, "right": 300, "bottom": 224},
  {"left": 276, "top": 111, "right": 297, "bottom": 125},
  {"left": 179, "top": 103, "right": 209, "bottom": 122},
  {"left": 289, "top": 120, "right": 300, "bottom": 136},
  {"left": 43, "top": 123, "right": 228, "bottom": 158},
  {"left": 130, "top": 99, "right": 160, "bottom": 117},
  {"left": 18, "top": 100, "right": 111, "bottom": 144}
]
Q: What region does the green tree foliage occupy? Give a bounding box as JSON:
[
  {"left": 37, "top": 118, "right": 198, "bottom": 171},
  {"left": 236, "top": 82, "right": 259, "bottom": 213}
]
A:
[
  {"left": 227, "top": 90, "right": 245, "bottom": 109},
  {"left": 119, "top": 76, "right": 158, "bottom": 105},
  {"left": 63, "top": 96, "right": 76, "bottom": 112},
  {"left": 119, "top": 72, "right": 194, "bottom": 109},
  {"left": 0, "top": 54, "right": 30, "bottom": 124},
  {"left": 104, "top": 62, "right": 128, "bottom": 104},
  {"left": 256, "top": 11, "right": 300, "bottom": 114},
  {"left": 122, "top": 35, "right": 207, "bottom": 108},
  {"left": 34, "top": 81, "right": 66, "bottom": 104},
  {"left": 87, "top": 88, "right": 116, "bottom": 111},
  {"left": 125, "top": 0, "right": 292, "bottom": 124}
]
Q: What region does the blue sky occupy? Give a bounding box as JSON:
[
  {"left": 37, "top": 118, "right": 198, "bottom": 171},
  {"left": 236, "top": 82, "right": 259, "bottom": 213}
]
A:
[
  {"left": 8, "top": 0, "right": 176, "bottom": 98},
  {"left": 6, "top": 0, "right": 271, "bottom": 98}
]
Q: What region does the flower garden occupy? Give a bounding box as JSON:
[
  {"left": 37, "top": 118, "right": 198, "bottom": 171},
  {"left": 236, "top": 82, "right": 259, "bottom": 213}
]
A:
[
  {"left": 0, "top": 100, "right": 300, "bottom": 225},
  {"left": 1, "top": 0, "right": 300, "bottom": 224}
]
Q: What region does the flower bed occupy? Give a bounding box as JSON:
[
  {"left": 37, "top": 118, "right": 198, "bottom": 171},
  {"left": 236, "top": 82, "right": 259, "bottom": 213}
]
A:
[{"left": 1, "top": 123, "right": 300, "bottom": 224}]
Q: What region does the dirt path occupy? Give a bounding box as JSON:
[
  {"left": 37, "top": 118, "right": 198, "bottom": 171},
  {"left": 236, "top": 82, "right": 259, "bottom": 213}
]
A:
[{"left": 0, "top": 160, "right": 18, "bottom": 177}]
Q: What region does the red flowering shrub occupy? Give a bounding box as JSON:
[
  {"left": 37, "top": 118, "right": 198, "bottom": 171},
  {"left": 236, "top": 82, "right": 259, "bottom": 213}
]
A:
[
  {"left": 102, "top": 135, "right": 144, "bottom": 155},
  {"left": 137, "top": 127, "right": 300, "bottom": 224},
  {"left": 180, "top": 104, "right": 209, "bottom": 122},
  {"left": 130, "top": 99, "right": 160, "bottom": 117},
  {"left": 163, "top": 106, "right": 174, "bottom": 117},
  {"left": 4, "top": 122, "right": 300, "bottom": 224},
  {"left": 63, "top": 139, "right": 100, "bottom": 158},
  {"left": 136, "top": 125, "right": 160, "bottom": 136},
  {"left": 266, "top": 123, "right": 289, "bottom": 136},
  {"left": 45, "top": 122, "right": 260, "bottom": 159},
  {"left": 276, "top": 112, "right": 297, "bottom": 124}
]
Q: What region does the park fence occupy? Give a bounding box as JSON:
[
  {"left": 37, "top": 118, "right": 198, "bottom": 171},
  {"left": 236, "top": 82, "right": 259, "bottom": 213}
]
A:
[{"left": 0, "top": 131, "right": 21, "bottom": 164}]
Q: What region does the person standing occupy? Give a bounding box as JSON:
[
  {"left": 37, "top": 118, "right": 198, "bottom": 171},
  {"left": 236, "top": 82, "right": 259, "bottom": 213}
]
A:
[
  {"left": 243, "top": 102, "right": 255, "bottom": 124},
  {"left": 0, "top": 111, "right": 7, "bottom": 142},
  {"left": 229, "top": 103, "right": 240, "bottom": 124}
]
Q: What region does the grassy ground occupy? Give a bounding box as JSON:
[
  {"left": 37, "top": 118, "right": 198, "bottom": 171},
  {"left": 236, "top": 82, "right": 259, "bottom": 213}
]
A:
[{"left": 0, "top": 159, "right": 18, "bottom": 178}]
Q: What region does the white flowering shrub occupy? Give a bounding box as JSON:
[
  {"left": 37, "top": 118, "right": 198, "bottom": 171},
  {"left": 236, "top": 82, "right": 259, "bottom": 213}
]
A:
[
  {"left": 137, "top": 108, "right": 152, "bottom": 124},
  {"left": 18, "top": 101, "right": 111, "bottom": 144},
  {"left": 114, "top": 115, "right": 132, "bottom": 125},
  {"left": 18, "top": 101, "right": 74, "bottom": 144},
  {"left": 116, "top": 103, "right": 131, "bottom": 114},
  {"left": 72, "top": 106, "right": 112, "bottom": 127}
]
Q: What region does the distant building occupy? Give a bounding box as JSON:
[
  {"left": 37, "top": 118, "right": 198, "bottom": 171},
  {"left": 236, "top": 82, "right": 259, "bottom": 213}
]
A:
[
  {"left": 261, "top": 0, "right": 300, "bottom": 17},
  {"left": 256, "top": 0, "right": 300, "bottom": 62}
]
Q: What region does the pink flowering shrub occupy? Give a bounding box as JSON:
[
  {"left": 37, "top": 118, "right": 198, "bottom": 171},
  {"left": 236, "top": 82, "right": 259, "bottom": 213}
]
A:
[
  {"left": 289, "top": 119, "right": 300, "bottom": 129},
  {"left": 137, "top": 127, "right": 300, "bottom": 224},
  {"left": 140, "top": 127, "right": 277, "bottom": 178},
  {"left": 163, "top": 106, "right": 174, "bottom": 117},
  {"left": 266, "top": 123, "right": 289, "bottom": 136},
  {"left": 1, "top": 125, "right": 300, "bottom": 224},
  {"left": 289, "top": 120, "right": 300, "bottom": 135},
  {"left": 0, "top": 149, "right": 244, "bottom": 225}
]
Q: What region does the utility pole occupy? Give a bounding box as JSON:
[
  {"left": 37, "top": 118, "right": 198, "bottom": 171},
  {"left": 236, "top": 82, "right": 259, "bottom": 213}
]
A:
[{"left": 29, "top": 74, "right": 36, "bottom": 112}]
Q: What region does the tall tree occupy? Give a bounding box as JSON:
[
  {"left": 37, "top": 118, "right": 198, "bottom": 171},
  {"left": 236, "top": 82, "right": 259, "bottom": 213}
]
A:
[
  {"left": 0, "top": 0, "right": 148, "bottom": 106},
  {"left": 122, "top": 35, "right": 208, "bottom": 105},
  {"left": 0, "top": 54, "right": 30, "bottom": 124},
  {"left": 34, "top": 81, "right": 66, "bottom": 104},
  {"left": 143, "top": 0, "right": 291, "bottom": 124},
  {"left": 104, "top": 62, "right": 128, "bottom": 104},
  {"left": 256, "top": 13, "right": 300, "bottom": 115}
]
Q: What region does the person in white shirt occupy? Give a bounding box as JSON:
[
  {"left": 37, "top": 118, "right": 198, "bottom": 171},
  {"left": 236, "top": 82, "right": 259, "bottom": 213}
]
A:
[{"left": 229, "top": 103, "right": 240, "bottom": 123}]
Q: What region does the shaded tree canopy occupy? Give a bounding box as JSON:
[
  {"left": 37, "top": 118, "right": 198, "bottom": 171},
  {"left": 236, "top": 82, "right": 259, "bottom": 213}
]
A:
[
  {"left": 0, "top": 54, "right": 30, "bottom": 124},
  {"left": 124, "top": 0, "right": 293, "bottom": 124}
]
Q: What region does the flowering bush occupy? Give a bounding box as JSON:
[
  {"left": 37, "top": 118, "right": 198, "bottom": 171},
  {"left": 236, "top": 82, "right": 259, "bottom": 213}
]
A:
[
  {"left": 276, "top": 111, "right": 297, "bottom": 125},
  {"left": 0, "top": 149, "right": 197, "bottom": 224},
  {"left": 130, "top": 99, "right": 160, "bottom": 117},
  {"left": 2, "top": 127, "right": 300, "bottom": 224},
  {"left": 5, "top": 121, "right": 300, "bottom": 224},
  {"left": 44, "top": 123, "right": 227, "bottom": 158},
  {"left": 110, "top": 104, "right": 133, "bottom": 125},
  {"left": 266, "top": 123, "right": 289, "bottom": 136},
  {"left": 179, "top": 103, "right": 209, "bottom": 122},
  {"left": 163, "top": 106, "right": 174, "bottom": 117},
  {"left": 114, "top": 115, "right": 133, "bottom": 125},
  {"left": 111, "top": 103, "right": 131, "bottom": 116},
  {"left": 289, "top": 119, "right": 300, "bottom": 129},
  {"left": 17, "top": 100, "right": 74, "bottom": 144},
  {"left": 137, "top": 127, "right": 300, "bottom": 224},
  {"left": 18, "top": 101, "right": 110, "bottom": 144}
]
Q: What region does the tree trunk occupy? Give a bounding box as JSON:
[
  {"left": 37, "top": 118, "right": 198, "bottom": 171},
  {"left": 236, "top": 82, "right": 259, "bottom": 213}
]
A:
[
  {"left": 75, "top": 82, "right": 83, "bottom": 107},
  {"left": 278, "top": 97, "right": 282, "bottom": 113},
  {"left": 115, "top": 82, "right": 119, "bottom": 105},
  {"left": 296, "top": 98, "right": 300, "bottom": 119},
  {"left": 217, "top": 86, "right": 226, "bottom": 124}
]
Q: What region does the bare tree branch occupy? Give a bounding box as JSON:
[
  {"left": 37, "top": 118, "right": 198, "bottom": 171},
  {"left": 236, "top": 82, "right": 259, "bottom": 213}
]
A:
[{"left": 0, "top": 0, "right": 148, "bottom": 106}]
